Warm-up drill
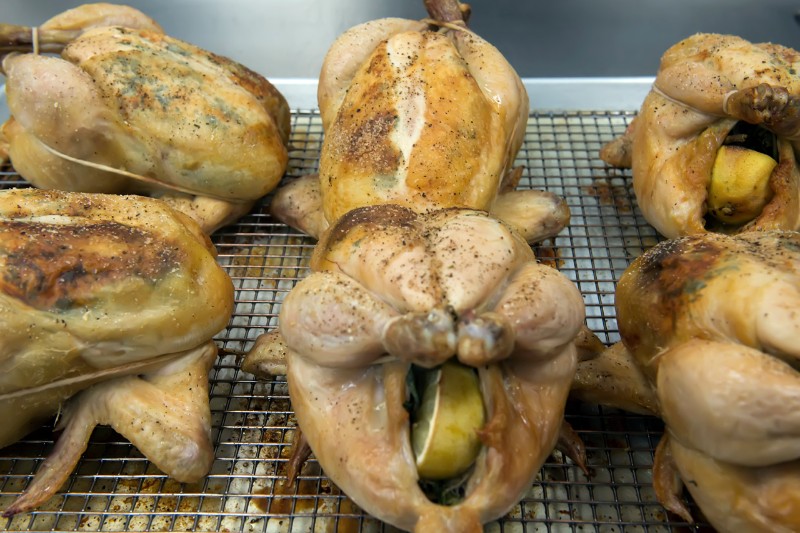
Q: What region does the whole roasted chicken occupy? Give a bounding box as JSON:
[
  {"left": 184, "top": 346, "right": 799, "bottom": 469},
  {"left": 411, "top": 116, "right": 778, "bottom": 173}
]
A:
[
  {"left": 270, "top": 0, "right": 568, "bottom": 241},
  {"left": 0, "top": 188, "right": 234, "bottom": 516},
  {"left": 600, "top": 33, "right": 800, "bottom": 238},
  {"left": 572, "top": 230, "right": 800, "bottom": 532},
  {"left": 0, "top": 3, "right": 290, "bottom": 233},
  {"left": 244, "top": 1, "right": 587, "bottom": 531}
]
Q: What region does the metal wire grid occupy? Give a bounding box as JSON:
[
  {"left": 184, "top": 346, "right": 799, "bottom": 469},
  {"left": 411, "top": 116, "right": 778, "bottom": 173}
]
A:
[{"left": 0, "top": 109, "right": 707, "bottom": 532}]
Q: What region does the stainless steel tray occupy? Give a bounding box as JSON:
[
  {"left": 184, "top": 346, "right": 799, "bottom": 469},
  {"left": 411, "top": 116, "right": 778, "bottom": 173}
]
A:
[{"left": 0, "top": 101, "right": 708, "bottom": 532}]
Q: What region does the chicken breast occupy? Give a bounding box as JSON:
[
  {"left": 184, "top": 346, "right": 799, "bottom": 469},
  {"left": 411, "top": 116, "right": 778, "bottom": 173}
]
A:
[
  {"left": 600, "top": 33, "right": 800, "bottom": 238},
  {"left": 573, "top": 230, "right": 800, "bottom": 532},
  {"left": 0, "top": 3, "right": 290, "bottom": 233},
  {"left": 0, "top": 188, "right": 234, "bottom": 515}
]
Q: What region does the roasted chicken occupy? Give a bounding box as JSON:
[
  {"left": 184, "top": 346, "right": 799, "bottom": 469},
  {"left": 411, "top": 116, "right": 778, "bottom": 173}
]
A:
[
  {"left": 600, "top": 33, "right": 800, "bottom": 238},
  {"left": 0, "top": 188, "right": 234, "bottom": 516},
  {"left": 0, "top": 3, "right": 290, "bottom": 233},
  {"left": 572, "top": 230, "right": 800, "bottom": 532},
  {"left": 249, "top": 205, "right": 585, "bottom": 532},
  {"left": 270, "top": 0, "right": 568, "bottom": 241},
  {"left": 245, "top": 1, "right": 587, "bottom": 530}
]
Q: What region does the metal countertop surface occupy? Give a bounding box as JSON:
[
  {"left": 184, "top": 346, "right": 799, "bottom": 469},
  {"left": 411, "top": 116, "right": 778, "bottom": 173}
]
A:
[{"left": 3, "top": 0, "right": 800, "bottom": 108}]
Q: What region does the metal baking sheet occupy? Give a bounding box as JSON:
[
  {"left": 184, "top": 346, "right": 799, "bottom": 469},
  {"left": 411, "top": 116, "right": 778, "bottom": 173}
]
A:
[{"left": 0, "top": 106, "right": 709, "bottom": 532}]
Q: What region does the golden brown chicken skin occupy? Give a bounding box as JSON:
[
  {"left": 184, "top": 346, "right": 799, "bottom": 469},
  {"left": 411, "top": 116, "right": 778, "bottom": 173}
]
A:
[
  {"left": 601, "top": 33, "right": 800, "bottom": 238},
  {"left": 0, "top": 3, "right": 290, "bottom": 233},
  {"left": 0, "top": 188, "right": 234, "bottom": 516},
  {"left": 270, "top": 0, "right": 570, "bottom": 243},
  {"left": 574, "top": 230, "right": 800, "bottom": 533}
]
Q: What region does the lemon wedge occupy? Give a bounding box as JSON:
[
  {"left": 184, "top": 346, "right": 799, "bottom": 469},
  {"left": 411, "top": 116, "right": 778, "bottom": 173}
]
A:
[
  {"left": 708, "top": 145, "right": 776, "bottom": 224},
  {"left": 410, "top": 361, "right": 485, "bottom": 480}
]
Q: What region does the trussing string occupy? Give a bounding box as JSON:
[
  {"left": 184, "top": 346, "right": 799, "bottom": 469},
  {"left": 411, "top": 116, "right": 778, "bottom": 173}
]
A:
[
  {"left": 31, "top": 26, "right": 39, "bottom": 55},
  {"left": 721, "top": 89, "right": 739, "bottom": 115},
  {"left": 650, "top": 82, "right": 735, "bottom": 118},
  {"left": 35, "top": 138, "right": 249, "bottom": 203},
  {"left": 421, "top": 18, "right": 471, "bottom": 35}
]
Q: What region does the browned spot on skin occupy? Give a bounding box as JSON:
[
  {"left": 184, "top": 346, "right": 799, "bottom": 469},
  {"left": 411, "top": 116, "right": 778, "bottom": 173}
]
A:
[
  {"left": 320, "top": 204, "right": 418, "bottom": 252},
  {"left": 0, "top": 220, "right": 183, "bottom": 311},
  {"left": 330, "top": 108, "right": 399, "bottom": 176},
  {"left": 639, "top": 237, "right": 723, "bottom": 299},
  {"left": 322, "top": 45, "right": 401, "bottom": 179},
  {"left": 620, "top": 236, "right": 724, "bottom": 356}
]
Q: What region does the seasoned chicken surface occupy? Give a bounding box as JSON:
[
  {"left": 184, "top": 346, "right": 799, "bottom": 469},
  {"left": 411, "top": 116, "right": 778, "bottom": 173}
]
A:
[
  {"left": 244, "top": 1, "right": 587, "bottom": 530},
  {"left": 600, "top": 33, "right": 800, "bottom": 238},
  {"left": 248, "top": 0, "right": 588, "bottom": 526},
  {"left": 573, "top": 230, "right": 800, "bottom": 532},
  {"left": 0, "top": 3, "right": 290, "bottom": 233},
  {"left": 258, "top": 205, "right": 585, "bottom": 532},
  {"left": 271, "top": 0, "right": 570, "bottom": 242},
  {"left": 0, "top": 188, "right": 234, "bottom": 516}
]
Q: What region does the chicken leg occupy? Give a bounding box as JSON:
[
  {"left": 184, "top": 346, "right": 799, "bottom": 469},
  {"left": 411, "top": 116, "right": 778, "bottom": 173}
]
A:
[{"left": 4, "top": 342, "right": 217, "bottom": 517}]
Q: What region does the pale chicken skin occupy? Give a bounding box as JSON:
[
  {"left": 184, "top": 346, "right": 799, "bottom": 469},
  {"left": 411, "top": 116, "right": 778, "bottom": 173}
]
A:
[
  {"left": 0, "top": 188, "right": 234, "bottom": 516},
  {"left": 600, "top": 33, "right": 800, "bottom": 238},
  {"left": 0, "top": 3, "right": 290, "bottom": 233},
  {"left": 270, "top": 1, "right": 569, "bottom": 242},
  {"left": 572, "top": 230, "right": 800, "bottom": 533},
  {"left": 254, "top": 205, "right": 585, "bottom": 532}
]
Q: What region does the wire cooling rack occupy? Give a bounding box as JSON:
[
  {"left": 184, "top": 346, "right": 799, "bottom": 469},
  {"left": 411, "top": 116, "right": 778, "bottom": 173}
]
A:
[{"left": 0, "top": 109, "right": 709, "bottom": 532}]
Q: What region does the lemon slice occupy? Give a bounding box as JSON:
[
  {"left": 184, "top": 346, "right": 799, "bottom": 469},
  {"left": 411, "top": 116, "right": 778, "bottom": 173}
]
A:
[
  {"left": 708, "top": 145, "right": 776, "bottom": 224},
  {"left": 411, "top": 361, "right": 485, "bottom": 480}
]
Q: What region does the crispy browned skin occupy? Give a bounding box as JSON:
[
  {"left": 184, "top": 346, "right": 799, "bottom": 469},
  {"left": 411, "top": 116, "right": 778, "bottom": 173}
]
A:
[
  {"left": 0, "top": 189, "right": 235, "bottom": 517},
  {"left": 617, "top": 231, "right": 800, "bottom": 370},
  {"left": 0, "top": 187, "right": 233, "bottom": 422},
  {"left": 320, "top": 30, "right": 501, "bottom": 221},
  {"left": 0, "top": 220, "right": 182, "bottom": 310}
]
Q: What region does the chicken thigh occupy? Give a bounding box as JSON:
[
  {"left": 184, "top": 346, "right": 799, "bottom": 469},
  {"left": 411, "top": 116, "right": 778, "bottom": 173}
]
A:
[
  {"left": 573, "top": 230, "right": 800, "bottom": 532},
  {"left": 0, "top": 3, "right": 290, "bottom": 233},
  {"left": 0, "top": 188, "right": 234, "bottom": 515},
  {"left": 600, "top": 33, "right": 800, "bottom": 238}
]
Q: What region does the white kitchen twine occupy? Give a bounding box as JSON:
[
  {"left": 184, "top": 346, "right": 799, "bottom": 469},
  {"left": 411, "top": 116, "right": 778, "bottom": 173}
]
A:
[
  {"left": 35, "top": 138, "right": 249, "bottom": 203},
  {"left": 722, "top": 89, "right": 739, "bottom": 115},
  {"left": 422, "top": 18, "right": 471, "bottom": 34}
]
